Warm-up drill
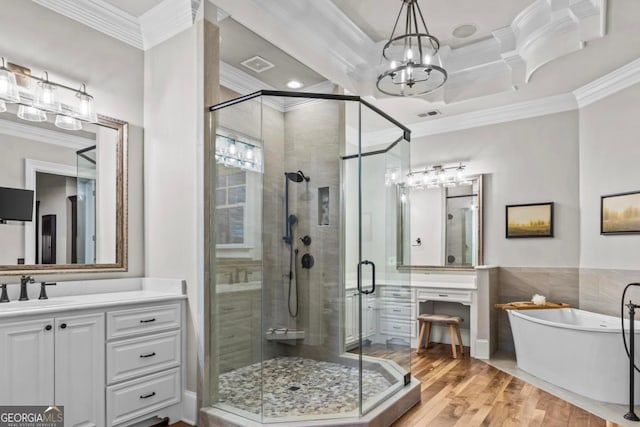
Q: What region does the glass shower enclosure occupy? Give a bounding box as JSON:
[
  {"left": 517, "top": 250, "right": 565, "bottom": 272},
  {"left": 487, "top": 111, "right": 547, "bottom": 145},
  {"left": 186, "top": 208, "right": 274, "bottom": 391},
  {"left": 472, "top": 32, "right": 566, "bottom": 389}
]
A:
[{"left": 208, "top": 91, "right": 412, "bottom": 424}]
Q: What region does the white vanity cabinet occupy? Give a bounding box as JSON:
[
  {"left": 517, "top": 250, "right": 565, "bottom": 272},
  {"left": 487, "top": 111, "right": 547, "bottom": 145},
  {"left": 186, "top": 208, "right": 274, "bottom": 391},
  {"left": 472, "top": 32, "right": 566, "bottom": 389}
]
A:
[
  {"left": 0, "top": 281, "right": 186, "bottom": 427},
  {"left": 0, "top": 313, "right": 105, "bottom": 427},
  {"left": 345, "top": 290, "right": 376, "bottom": 347}
]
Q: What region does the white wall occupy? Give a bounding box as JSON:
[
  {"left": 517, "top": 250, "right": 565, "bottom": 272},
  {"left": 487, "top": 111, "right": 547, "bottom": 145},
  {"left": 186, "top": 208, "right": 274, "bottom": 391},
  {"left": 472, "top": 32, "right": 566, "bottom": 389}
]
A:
[
  {"left": 411, "top": 110, "right": 581, "bottom": 267},
  {"left": 144, "top": 25, "right": 200, "bottom": 392},
  {"left": 579, "top": 82, "right": 640, "bottom": 269},
  {"left": 0, "top": 0, "right": 145, "bottom": 280}
]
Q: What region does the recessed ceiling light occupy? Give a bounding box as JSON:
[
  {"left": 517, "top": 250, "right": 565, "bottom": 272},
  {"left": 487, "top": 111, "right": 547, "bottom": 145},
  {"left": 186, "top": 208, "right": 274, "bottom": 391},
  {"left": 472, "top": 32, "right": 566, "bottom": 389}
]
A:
[
  {"left": 287, "top": 80, "right": 303, "bottom": 89},
  {"left": 452, "top": 23, "right": 478, "bottom": 39}
]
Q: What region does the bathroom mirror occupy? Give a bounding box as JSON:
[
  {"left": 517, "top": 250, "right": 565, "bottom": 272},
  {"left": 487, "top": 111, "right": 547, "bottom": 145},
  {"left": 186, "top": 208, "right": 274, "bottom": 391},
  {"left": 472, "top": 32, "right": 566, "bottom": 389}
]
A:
[
  {"left": 0, "top": 107, "right": 127, "bottom": 275},
  {"left": 398, "top": 175, "right": 483, "bottom": 270}
]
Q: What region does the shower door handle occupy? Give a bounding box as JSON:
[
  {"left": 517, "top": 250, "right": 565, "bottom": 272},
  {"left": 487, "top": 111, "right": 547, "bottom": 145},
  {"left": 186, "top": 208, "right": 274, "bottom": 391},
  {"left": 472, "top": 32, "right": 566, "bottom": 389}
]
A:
[{"left": 357, "top": 260, "right": 376, "bottom": 295}]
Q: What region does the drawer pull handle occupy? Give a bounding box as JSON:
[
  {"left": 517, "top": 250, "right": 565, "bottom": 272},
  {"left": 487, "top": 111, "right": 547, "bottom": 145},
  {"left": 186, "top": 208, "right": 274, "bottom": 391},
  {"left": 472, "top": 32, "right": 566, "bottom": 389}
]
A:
[
  {"left": 392, "top": 293, "right": 401, "bottom": 297},
  {"left": 140, "top": 392, "right": 156, "bottom": 399},
  {"left": 438, "top": 294, "right": 449, "bottom": 297},
  {"left": 140, "top": 318, "right": 156, "bottom": 324},
  {"left": 140, "top": 352, "right": 156, "bottom": 358},
  {"left": 393, "top": 326, "right": 401, "bottom": 330},
  {"left": 392, "top": 309, "right": 401, "bottom": 312},
  {"left": 45, "top": 325, "right": 52, "bottom": 331}
]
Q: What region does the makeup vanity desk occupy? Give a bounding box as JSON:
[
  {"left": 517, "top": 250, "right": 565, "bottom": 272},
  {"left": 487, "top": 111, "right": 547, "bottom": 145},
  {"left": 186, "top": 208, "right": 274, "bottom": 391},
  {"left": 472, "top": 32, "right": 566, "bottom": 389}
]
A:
[{"left": 404, "top": 267, "right": 496, "bottom": 360}]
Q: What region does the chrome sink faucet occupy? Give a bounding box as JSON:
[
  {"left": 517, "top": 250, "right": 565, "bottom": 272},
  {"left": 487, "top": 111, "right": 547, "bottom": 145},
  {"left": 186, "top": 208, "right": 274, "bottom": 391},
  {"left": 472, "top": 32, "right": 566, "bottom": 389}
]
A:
[{"left": 19, "top": 275, "right": 35, "bottom": 301}]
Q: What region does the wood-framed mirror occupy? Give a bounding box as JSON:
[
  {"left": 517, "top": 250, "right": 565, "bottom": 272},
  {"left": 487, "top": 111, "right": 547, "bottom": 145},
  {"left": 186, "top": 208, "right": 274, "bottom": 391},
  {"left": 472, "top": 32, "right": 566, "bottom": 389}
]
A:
[
  {"left": 0, "top": 113, "right": 128, "bottom": 275},
  {"left": 397, "top": 174, "right": 483, "bottom": 271}
]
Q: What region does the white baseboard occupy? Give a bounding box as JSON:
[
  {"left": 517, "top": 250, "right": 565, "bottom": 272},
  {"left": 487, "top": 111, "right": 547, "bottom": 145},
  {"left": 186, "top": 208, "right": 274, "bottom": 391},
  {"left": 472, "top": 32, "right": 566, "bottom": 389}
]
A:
[
  {"left": 182, "top": 390, "right": 198, "bottom": 425},
  {"left": 474, "top": 339, "right": 490, "bottom": 360}
]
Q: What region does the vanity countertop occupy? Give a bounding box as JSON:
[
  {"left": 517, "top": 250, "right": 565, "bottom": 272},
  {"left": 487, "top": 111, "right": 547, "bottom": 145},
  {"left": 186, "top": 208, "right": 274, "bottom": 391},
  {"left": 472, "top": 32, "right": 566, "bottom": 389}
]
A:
[{"left": 0, "top": 277, "right": 186, "bottom": 319}]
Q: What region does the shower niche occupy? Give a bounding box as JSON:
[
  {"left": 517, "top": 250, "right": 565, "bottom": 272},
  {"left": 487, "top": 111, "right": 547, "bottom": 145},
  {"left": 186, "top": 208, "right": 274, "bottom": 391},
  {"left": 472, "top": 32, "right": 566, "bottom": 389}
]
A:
[{"left": 206, "top": 91, "right": 418, "bottom": 426}]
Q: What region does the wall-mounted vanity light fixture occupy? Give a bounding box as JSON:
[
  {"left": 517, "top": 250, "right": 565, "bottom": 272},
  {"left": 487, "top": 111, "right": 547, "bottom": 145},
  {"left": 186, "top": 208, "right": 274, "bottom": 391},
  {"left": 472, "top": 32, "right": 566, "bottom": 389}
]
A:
[
  {"left": 215, "top": 134, "right": 263, "bottom": 173},
  {"left": 388, "top": 162, "right": 472, "bottom": 189},
  {"left": 0, "top": 56, "right": 97, "bottom": 131}
]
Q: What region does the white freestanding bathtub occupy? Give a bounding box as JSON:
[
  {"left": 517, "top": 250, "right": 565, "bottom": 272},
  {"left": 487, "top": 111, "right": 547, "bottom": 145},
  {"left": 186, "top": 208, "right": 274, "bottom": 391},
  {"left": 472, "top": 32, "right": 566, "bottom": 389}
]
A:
[{"left": 508, "top": 308, "right": 640, "bottom": 404}]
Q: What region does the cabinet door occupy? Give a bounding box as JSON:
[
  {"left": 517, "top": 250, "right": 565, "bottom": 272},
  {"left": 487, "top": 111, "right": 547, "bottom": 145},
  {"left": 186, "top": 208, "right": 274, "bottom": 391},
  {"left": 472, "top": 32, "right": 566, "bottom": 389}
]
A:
[
  {"left": 364, "top": 295, "right": 377, "bottom": 338},
  {"left": 0, "top": 318, "right": 55, "bottom": 404},
  {"left": 344, "top": 292, "right": 357, "bottom": 345},
  {"left": 55, "top": 313, "right": 105, "bottom": 427}
]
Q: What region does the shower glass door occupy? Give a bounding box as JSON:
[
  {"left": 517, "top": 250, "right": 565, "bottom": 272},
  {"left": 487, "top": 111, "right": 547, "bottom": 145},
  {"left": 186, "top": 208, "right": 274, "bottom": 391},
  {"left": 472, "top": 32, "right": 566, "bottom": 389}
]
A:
[{"left": 358, "top": 103, "right": 412, "bottom": 415}]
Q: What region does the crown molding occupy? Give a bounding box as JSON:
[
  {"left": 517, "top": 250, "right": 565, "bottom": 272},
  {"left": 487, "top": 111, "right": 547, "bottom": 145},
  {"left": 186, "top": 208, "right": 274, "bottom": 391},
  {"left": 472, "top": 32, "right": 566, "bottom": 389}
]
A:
[
  {"left": 33, "top": 0, "right": 143, "bottom": 49},
  {"left": 0, "top": 118, "right": 95, "bottom": 150},
  {"left": 33, "top": 0, "right": 198, "bottom": 51},
  {"left": 408, "top": 93, "right": 578, "bottom": 139},
  {"left": 573, "top": 57, "right": 640, "bottom": 108},
  {"left": 139, "top": 0, "right": 195, "bottom": 50}
]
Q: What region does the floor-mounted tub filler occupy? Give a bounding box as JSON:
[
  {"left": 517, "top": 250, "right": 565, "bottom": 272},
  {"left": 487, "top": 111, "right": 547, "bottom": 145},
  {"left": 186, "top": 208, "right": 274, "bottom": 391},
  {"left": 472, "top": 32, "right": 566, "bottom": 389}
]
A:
[{"left": 508, "top": 308, "right": 640, "bottom": 404}]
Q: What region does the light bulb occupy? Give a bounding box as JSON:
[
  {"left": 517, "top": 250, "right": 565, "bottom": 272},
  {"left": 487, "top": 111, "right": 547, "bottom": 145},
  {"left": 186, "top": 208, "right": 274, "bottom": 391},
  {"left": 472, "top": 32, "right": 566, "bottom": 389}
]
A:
[
  {"left": 0, "top": 65, "right": 21, "bottom": 103},
  {"left": 424, "top": 54, "right": 432, "bottom": 64},
  {"left": 245, "top": 146, "right": 254, "bottom": 160},
  {"left": 390, "top": 60, "right": 397, "bottom": 69},
  {"left": 390, "top": 172, "right": 397, "bottom": 181},
  {"left": 457, "top": 168, "right": 464, "bottom": 181},
  {"left": 422, "top": 174, "right": 429, "bottom": 184},
  {"left": 228, "top": 142, "right": 237, "bottom": 155},
  {"left": 406, "top": 49, "right": 413, "bottom": 60},
  {"left": 34, "top": 72, "right": 61, "bottom": 113}
]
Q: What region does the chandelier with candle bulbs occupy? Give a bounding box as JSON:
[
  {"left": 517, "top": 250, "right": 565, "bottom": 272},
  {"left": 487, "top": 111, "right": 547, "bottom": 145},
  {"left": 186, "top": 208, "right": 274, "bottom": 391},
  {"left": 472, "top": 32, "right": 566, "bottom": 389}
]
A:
[{"left": 376, "top": 0, "right": 447, "bottom": 97}]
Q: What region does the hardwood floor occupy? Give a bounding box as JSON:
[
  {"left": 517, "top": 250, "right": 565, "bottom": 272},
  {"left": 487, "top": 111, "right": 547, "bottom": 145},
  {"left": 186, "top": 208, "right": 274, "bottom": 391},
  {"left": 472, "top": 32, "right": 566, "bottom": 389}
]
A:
[
  {"left": 392, "top": 343, "right": 609, "bottom": 427},
  {"left": 175, "top": 344, "right": 617, "bottom": 426}
]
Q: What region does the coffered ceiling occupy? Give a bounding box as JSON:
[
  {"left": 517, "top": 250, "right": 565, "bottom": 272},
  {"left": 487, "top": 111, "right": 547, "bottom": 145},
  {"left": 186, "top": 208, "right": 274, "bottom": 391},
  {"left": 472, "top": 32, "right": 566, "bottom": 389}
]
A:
[
  {"left": 30, "top": 0, "right": 640, "bottom": 129},
  {"left": 331, "top": 0, "right": 536, "bottom": 48}
]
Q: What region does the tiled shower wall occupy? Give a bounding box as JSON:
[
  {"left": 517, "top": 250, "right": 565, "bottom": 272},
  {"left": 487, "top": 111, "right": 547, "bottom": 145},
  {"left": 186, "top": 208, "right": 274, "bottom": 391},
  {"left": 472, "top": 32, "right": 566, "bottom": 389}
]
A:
[{"left": 280, "top": 99, "right": 343, "bottom": 361}]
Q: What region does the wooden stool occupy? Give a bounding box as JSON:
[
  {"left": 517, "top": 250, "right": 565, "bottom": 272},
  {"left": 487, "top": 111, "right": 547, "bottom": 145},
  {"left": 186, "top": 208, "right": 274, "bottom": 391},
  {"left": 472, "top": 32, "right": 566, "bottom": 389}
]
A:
[{"left": 417, "top": 314, "right": 464, "bottom": 358}]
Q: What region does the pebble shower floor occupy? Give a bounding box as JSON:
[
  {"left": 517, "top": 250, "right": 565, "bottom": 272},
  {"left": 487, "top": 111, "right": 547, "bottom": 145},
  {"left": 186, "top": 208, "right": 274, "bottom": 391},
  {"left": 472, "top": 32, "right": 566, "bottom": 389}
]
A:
[{"left": 218, "top": 357, "right": 393, "bottom": 417}]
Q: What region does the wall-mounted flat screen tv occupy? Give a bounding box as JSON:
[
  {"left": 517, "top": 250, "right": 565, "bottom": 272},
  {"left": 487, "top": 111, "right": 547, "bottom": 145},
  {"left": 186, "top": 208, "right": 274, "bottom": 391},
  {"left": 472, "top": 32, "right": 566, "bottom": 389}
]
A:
[{"left": 0, "top": 187, "right": 35, "bottom": 222}]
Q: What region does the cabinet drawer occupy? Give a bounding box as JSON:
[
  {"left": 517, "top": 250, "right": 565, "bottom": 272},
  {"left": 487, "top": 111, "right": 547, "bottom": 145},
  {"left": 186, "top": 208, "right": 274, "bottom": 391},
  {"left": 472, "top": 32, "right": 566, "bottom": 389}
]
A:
[
  {"left": 381, "top": 303, "right": 411, "bottom": 318},
  {"left": 416, "top": 289, "right": 472, "bottom": 304},
  {"left": 379, "top": 287, "right": 411, "bottom": 300},
  {"left": 107, "top": 330, "right": 181, "bottom": 384},
  {"left": 106, "top": 368, "right": 180, "bottom": 426},
  {"left": 107, "top": 304, "right": 181, "bottom": 339},
  {"left": 380, "top": 319, "right": 412, "bottom": 337}
]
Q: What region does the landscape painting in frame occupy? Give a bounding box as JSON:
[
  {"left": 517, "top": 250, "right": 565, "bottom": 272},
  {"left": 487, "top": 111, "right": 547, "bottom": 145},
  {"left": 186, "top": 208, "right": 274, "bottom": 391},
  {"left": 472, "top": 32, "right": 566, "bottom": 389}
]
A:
[
  {"left": 506, "top": 202, "right": 554, "bottom": 238},
  {"left": 601, "top": 191, "right": 640, "bottom": 235}
]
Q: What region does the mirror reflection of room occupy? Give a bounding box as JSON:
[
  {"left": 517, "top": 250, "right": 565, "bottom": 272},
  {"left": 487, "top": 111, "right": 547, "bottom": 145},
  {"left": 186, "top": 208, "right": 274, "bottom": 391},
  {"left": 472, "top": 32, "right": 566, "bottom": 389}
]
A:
[
  {"left": 0, "top": 94, "right": 118, "bottom": 266},
  {"left": 399, "top": 172, "right": 481, "bottom": 268}
]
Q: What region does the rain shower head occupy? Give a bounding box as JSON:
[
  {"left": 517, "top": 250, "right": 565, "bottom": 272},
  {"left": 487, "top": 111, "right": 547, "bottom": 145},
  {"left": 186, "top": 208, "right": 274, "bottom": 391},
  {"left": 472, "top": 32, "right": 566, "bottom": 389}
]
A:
[{"left": 285, "top": 171, "right": 310, "bottom": 183}]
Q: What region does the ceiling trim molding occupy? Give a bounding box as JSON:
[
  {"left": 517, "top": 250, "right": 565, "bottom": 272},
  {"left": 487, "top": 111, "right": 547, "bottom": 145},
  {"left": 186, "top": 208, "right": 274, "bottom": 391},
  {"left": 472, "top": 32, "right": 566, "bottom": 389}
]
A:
[
  {"left": 33, "top": 0, "right": 143, "bottom": 49},
  {"left": 573, "top": 57, "right": 640, "bottom": 108},
  {"left": 0, "top": 118, "right": 95, "bottom": 150},
  {"left": 407, "top": 93, "right": 578, "bottom": 139},
  {"left": 139, "top": 0, "right": 195, "bottom": 50}
]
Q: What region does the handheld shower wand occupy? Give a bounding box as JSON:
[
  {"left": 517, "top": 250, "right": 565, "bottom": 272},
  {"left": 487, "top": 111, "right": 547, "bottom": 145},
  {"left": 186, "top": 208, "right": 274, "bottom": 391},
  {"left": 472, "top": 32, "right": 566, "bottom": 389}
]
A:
[{"left": 283, "top": 171, "right": 310, "bottom": 318}]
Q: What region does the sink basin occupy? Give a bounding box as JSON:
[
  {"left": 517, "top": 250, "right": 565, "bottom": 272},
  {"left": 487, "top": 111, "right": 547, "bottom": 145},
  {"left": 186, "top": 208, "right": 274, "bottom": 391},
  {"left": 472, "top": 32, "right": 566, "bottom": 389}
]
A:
[{"left": 0, "top": 299, "right": 73, "bottom": 312}]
